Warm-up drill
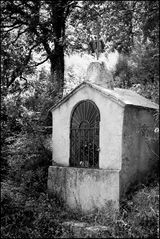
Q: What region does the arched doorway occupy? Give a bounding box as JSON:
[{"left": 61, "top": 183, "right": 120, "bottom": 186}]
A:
[{"left": 70, "top": 100, "right": 100, "bottom": 168}]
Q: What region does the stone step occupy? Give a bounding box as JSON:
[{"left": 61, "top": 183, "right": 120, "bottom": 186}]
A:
[{"left": 62, "top": 220, "right": 112, "bottom": 238}]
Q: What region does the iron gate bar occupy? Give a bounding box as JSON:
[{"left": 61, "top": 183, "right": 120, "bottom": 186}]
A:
[{"left": 70, "top": 128, "right": 99, "bottom": 168}]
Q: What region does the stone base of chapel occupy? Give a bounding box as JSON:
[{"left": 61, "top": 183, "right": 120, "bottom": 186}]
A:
[{"left": 47, "top": 166, "right": 119, "bottom": 213}]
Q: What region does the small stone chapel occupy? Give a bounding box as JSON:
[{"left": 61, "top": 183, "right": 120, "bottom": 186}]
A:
[{"left": 47, "top": 61, "right": 158, "bottom": 213}]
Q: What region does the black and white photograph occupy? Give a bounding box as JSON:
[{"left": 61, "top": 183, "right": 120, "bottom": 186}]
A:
[{"left": 1, "top": 1, "right": 159, "bottom": 238}]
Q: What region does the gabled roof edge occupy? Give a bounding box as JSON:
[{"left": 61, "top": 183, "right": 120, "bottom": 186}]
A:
[
  {"left": 49, "top": 82, "right": 87, "bottom": 112},
  {"left": 86, "top": 81, "right": 125, "bottom": 107},
  {"left": 49, "top": 81, "right": 158, "bottom": 113},
  {"left": 49, "top": 81, "right": 126, "bottom": 112}
]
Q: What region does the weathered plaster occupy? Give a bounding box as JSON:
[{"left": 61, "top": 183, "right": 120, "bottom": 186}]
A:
[
  {"left": 48, "top": 166, "right": 119, "bottom": 212},
  {"left": 120, "top": 106, "right": 158, "bottom": 196},
  {"left": 52, "top": 85, "right": 124, "bottom": 170}
]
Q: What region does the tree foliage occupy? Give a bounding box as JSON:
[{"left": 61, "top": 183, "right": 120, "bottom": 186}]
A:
[
  {"left": 1, "top": 0, "right": 79, "bottom": 97},
  {"left": 1, "top": 1, "right": 159, "bottom": 94}
]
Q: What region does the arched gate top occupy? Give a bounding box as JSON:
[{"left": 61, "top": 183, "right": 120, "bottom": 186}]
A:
[{"left": 70, "top": 100, "right": 100, "bottom": 129}]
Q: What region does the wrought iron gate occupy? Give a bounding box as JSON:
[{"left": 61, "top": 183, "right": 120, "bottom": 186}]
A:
[{"left": 70, "top": 100, "right": 100, "bottom": 168}]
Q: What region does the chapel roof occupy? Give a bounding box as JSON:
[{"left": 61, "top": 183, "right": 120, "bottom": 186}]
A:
[{"left": 50, "top": 81, "right": 159, "bottom": 112}]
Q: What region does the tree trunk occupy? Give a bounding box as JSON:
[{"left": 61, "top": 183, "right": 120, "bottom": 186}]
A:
[
  {"left": 50, "top": 42, "right": 64, "bottom": 100},
  {"left": 49, "top": 1, "right": 66, "bottom": 101}
]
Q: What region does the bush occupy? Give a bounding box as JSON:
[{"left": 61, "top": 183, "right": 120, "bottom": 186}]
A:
[
  {"left": 1, "top": 181, "right": 70, "bottom": 239},
  {"left": 6, "top": 131, "right": 51, "bottom": 182}
]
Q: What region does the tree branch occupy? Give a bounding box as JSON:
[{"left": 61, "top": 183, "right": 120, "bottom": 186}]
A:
[
  {"left": 1, "top": 21, "right": 23, "bottom": 29},
  {"left": 10, "top": 28, "right": 29, "bottom": 45},
  {"left": 2, "top": 24, "right": 23, "bottom": 33},
  {"left": 7, "top": 43, "right": 39, "bottom": 88},
  {"left": 28, "top": 56, "right": 49, "bottom": 68},
  {"left": 6, "top": 3, "right": 32, "bottom": 22}
]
